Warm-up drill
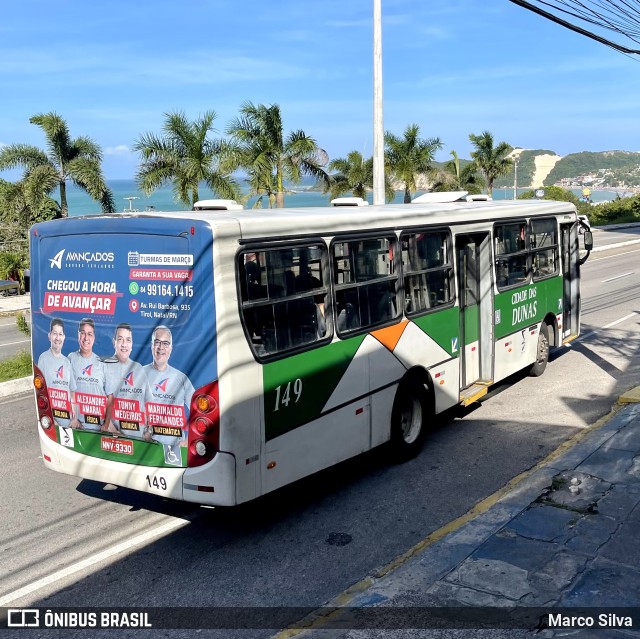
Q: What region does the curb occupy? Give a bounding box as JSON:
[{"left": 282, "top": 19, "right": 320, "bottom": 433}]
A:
[
  {"left": 0, "top": 376, "right": 32, "bottom": 398},
  {"left": 619, "top": 385, "right": 640, "bottom": 403}
]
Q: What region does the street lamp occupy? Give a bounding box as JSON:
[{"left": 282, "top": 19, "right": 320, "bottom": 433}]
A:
[
  {"left": 372, "top": 0, "right": 385, "bottom": 205},
  {"left": 513, "top": 157, "right": 518, "bottom": 200}
]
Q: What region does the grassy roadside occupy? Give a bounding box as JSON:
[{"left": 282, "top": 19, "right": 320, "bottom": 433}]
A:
[
  {"left": 0, "top": 350, "right": 31, "bottom": 383},
  {"left": 0, "top": 310, "right": 32, "bottom": 384}
]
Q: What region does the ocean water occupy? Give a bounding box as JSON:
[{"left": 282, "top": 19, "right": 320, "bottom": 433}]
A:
[
  {"left": 65, "top": 179, "right": 375, "bottom": 216},
  {"left": 64, "top": 180, "right": 624, "bottom": 217}
]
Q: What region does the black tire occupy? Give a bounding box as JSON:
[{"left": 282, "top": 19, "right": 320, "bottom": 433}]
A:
[
  {"left": 529, "top": 322, "right": 550, "bottom": 377},
  {"left": 390, "top": 377, "right": 431, "bottom": 461}
]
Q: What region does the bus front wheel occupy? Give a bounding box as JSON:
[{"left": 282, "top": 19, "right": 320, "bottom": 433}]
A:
[
  {"left": 390, "top": 377, "right": 430, "bottom": 461},
  {"left": 529, "top": 322, "right": 550, "bottom": 377}
]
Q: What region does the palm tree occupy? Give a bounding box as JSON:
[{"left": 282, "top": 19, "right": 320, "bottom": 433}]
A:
[
  {"left": 244, "top": 170, "right": 278, "bottom": 210},
  {"left": 384, "top": 124, "right": 442, "bottom": 203},
  {"left": 226, "top": 101, "right": 330, "bottom": 209},
  {"left": 0, "top": 112, "right": 114, "bottom": 216},
  {"left": 468, "top": 131, "right": 513, "bottom": 196},
  {"left": 326, "top": 151, "right": 373, "bottom": 200},
  {"left": 134, "top": 110, "right": 241, "bottom": 209},
  {"left": 325, "top": 150, "right": 396, "bottom": 202},
  {"left": 430, "top": 150, "right": 484, "bottom": 193},
  {"left": 0, "top": 177, "right": 60, "bottom": 241}
]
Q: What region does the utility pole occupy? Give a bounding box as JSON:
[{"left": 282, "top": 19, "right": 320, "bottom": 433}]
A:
[{"left": 373, "top": 0, "right": 385, "bottom": 205}]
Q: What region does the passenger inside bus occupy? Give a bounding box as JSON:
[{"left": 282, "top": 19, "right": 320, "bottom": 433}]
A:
[
  {"left": 240, "top": 248, "right": 328, "bottom": 355},
  {"left": 240, "top": 259, "right": 265, "bottom": 340},
  {"left": 295, "top": 249, "right": 325, "bottom": 319}
]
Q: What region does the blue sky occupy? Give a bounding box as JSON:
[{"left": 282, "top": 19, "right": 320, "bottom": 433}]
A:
[{"left": 1, "top": 0, "right": 638, "bottom": 179}]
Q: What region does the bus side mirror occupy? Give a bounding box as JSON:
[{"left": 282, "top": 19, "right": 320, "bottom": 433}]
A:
[{"left": 583, "top": 231, "right": 593, "bottom": 252}]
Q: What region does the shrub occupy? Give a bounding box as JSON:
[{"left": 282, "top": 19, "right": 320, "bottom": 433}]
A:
[
  {"left": 589, "top": 194, "right": 640, "bottom": 225},
  {"left": 16, "top": 311, "right": 31, "bottom": 337},
  {"left": 0, "top": 251, "right": 28, "bottom": 292}
]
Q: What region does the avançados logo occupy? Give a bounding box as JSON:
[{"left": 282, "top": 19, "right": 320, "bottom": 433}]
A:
[{"left": 49, "top": 249, "right": 115, "bottom": 269}]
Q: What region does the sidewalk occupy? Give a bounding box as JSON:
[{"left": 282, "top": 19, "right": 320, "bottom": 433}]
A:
[
  {"left": 278, "top": 393, "right": 640, "bottom": 637},
  {"left": 0, "top": 291, "right": 30, "bottom": 316}
]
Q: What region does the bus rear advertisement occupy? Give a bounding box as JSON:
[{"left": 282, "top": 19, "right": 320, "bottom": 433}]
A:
[{"left": 30, "top": 217, "right": 231, "bottom": 502}]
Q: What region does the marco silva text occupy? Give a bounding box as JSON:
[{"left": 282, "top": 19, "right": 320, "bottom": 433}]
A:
[{"left": 548, "top": 612, "right": 635, "bottom": 629}]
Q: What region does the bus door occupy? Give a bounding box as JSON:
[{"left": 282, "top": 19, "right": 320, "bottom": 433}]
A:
[
  {"left": 456, "top": 233, "right": 494, "bottom": 389},
  {"left": 560, "top": 222, "right": 579, "bottom": 339}
]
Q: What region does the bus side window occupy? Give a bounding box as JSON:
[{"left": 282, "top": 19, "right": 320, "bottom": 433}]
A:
[
  {"left": 332, "top": 236, "right": 399, "bottom": 335},
  {"left": 494, "top": 221, "right": 530, "bottom": 290},
  {"left": 531, "top": 218, "right": 559, "bottom": 281},
  {"left": 401, "top": 229, "right": 453, "bottom": 316},
  {"left": 238, "top": 244, "right": 329, "bottom": 358}
]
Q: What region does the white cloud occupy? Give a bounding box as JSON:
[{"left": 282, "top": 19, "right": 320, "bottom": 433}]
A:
[{"left": 104, "top": 145, "right": 131, "bottom": 156}]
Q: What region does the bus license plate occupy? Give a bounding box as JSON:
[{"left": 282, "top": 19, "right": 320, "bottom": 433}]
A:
[{"left": 101, "top": 437, "right": 133, "bottom": 455}]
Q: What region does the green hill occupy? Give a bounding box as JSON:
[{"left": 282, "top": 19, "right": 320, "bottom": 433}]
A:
[{"left": 544, "top": 151, "right": 640, "bottom": 187}]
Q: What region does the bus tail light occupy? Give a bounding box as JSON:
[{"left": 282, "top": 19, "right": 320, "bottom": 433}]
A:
[
  {"left": 188, "top": 380, "right": 219, "bottom": 467},
  {"left": 33, "top": 364, "right": 57, "bottom": 442}
]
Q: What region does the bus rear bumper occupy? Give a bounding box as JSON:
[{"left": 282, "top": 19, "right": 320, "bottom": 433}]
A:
[{"left": 38, "top": 428, "right": 237, "bottom": 506}]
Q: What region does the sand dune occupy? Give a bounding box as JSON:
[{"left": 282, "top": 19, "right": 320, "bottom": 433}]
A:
[{"left": 531, "top": 154, "right": 561, "bottom": 188}]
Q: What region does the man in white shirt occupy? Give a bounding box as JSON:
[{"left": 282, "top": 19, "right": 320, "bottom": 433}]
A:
[
  {"left": 143, "top": 325, "right": 195, "bottom": 464},
  {"left": 37, "top": 318, "right": 76, "bottom": 429},
  {"left": 68, "top": 318, "right": 107, "bottom": 431},
  {"left": 103, "top": 323, "right": 147, "bottom": 438}
]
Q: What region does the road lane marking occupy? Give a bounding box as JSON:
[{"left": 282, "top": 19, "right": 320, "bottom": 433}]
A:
[
  {"left": 579, "top": 312, "right": 638, "bottom": 342},
  {"left": 0, "top": 339, "right": 30, "bottom": 347},
  {"left": 588, "top": 247, "right": 640, "bottom": 262},
  {"left": 602, "top": 272, "right": 634, "bottom": 282},
  {"left": 0, "top": 515, "right": 196, "bottom": 606}
]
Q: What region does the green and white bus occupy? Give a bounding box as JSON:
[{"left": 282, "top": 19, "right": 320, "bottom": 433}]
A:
[{"left": 29, "top": 198, "right": 592, "bottom": 506}]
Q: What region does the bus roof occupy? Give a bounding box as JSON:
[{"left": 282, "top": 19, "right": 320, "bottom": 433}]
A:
[
  {"left": 92, "top": 199, "right": 577, "bottom": 241},
  {"left": 411, "top": 191, "right": 469, "bottom": 203}
]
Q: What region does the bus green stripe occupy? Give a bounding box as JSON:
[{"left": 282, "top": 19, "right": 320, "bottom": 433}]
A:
[
  {"left": 411, "top": 306, "right": 461, "bottom": 356},
  {"left": 66, "top": 429, "right": 185, "bottom": 467},
  {"left": 494, "top": 276, "right": 562, "bottom": 339},
  {"left": 263, "top": 335, "right": 367, "bottom": 440}
]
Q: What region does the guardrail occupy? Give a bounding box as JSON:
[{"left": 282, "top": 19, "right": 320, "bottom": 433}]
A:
[{"left": 0, "top": 280, "right": 20, "bottom": 296}]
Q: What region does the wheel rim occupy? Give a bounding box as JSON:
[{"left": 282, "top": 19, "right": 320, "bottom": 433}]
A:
[
  {"left": 400, "top": 395, "right": 423, "bottom": 444},
  {"left": 536, "top": 330, "right": 549, "bottom": 365}
]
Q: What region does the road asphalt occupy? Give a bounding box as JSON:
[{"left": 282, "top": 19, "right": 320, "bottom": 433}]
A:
[
  {"left": 270, "top": 396, "right": 640, "bottom": 637},
  {"left": 3, "top": 227, "right": 640, "bottom": 636}
]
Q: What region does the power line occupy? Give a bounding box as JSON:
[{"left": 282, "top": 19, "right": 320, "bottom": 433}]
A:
[{"left": 508, "top": 0, "right": 640, "bottom": 54}]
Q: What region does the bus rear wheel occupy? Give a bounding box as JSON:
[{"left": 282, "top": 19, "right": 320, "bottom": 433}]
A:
[
  {"left": 529, "top": 322, "right": 550, "bottom": 377},
  {"left": 390, "top": 377, "right": 430, "bottom": 461}
]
